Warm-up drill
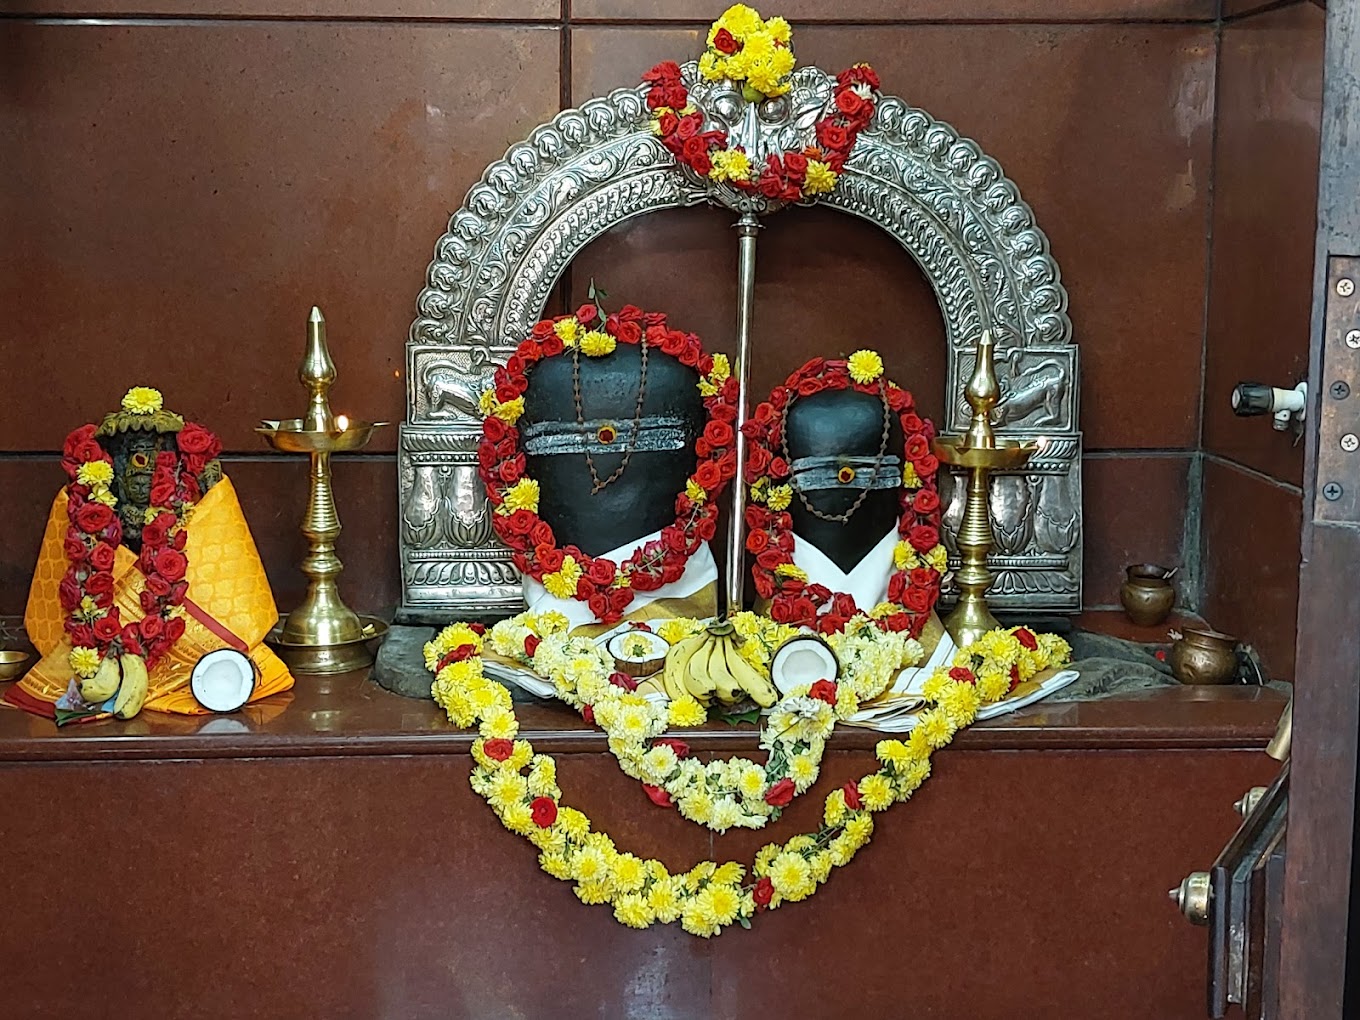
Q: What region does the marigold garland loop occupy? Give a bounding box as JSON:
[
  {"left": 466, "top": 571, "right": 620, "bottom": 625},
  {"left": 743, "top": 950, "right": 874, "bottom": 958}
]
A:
[
  {"left": 477, "top": 304, "right": 739, "bottom": 625},
  {"left": 425, "top": 615, "right": 1070, "bottom": 936}
]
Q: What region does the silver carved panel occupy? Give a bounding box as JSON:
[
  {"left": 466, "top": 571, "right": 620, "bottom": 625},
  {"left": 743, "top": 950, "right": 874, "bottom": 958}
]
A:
[{"left": 398, "top": 62, "right": 1082, "bottom": 622}]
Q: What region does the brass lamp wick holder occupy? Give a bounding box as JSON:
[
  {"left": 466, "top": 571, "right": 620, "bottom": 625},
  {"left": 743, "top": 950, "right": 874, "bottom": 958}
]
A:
[
  {"left": 258, "top": 306, "right": 389, "bottom": 674},
  {"left": 932, "top": 329, "right": 1040, "bottom": 648}
]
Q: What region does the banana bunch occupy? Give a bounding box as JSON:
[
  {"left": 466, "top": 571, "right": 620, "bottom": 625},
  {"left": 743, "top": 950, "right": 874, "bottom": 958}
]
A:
[
  {"left": 661, "top": 622, "right": 779, "bottom": 708},
  {"left": 79, "top": 652, "right": 150, "bottom": 719}
]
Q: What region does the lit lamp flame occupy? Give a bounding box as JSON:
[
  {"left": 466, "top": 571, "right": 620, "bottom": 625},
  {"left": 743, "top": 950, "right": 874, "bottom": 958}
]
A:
[{"left": 335, "top": 414, "right": 349, "bottom": 433}]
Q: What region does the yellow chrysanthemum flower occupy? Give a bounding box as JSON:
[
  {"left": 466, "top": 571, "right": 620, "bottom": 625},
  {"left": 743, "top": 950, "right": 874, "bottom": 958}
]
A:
[
  {"left": 844, "top": 813, "right": 874, "bottom": 846},
  {"left": 712, "top": 861, "right": 744, "bottom": 886},
  {"left": 499, "top": 478, "right": 540, "bottom": 515},
  {"left": 788, "top": 753, "right": 819, "bottom": 791},
  {"left": 667, "top": 697, "right": 707, "bottom": 727},
  {"left": 542, "top": 555, "right": 584, "bottom": 599},
  {"left": 685, "top": 479, "right": 707, "bottom": 505},
  {"left": 766, "top": 14, "right": 791, "bottom": 43},
  {"left": 78, "top": 595, "right": 98, "bottom": 618},
  {"left": 916, "top": 707, "right": 956, "bottom": 748},
  {"left": 876, "top": 739, "right": 912, "bottom": 771},
  {"left": 847, "top": 350, "right": 885, "bottom": 385},
  {"left": 69, "top": 646, "right": 101, "bottom": 679},
  {"left": 579, "top": 330, "right": 616, "bottom": 357},
  {"left": 709, "top": 352, "right": 731, "bottom": 383},
  {"left": 611, "top": 853, "right": 648, "bottom": 893},
  {"left": 121, "top": 386, "right": 163, "bottom": 415},
  {"left": 804, "top": 159, "right": 838, "bottom": 195},
  {"left": 769, "top": 851, "right": 815, "bottom": 901},
  {"left": 736, "top": 764, "right": 766, "bottom": 801},
  {"left": 766, "top": 484, "right": 793, "bottom": 511},
  {"left": 706, "top": 883, "right": 743, "bottom": 924},
  {"left": 478, "top": 388, "right": 497, "bottom": 417},
  {"left": 90, "top": 487, "right": 117, "bottom": 508},
  {"left": 925, "top": 544, "right": 949, "bottom": 574},
  {"left": 501, "top": 802, "right": 535, "bottom": 835},
  {"left": 540, "top": 851, "right": 573, "bottom": 879},
  {"left": 575, "top": 880, "right": 614, "bottom": 905},
  {"left": 893, "top": 541, "right": 919, "bottom": 571},
  {"left": 902, "top": 462, "right": 921, "bottom": 488},
  {"left": 613, "top": 893, "right": 654, "bottom": 929},
  {"left": 553, "top": 318, "right": 581, "bottom": 345},
  {"left": 556, "top": 806, "right": 590, "bottom": 841},
  {"left": 938, "top": 681, "right": 981, "bottom": 727},
  {"left": 824, "top": 788, "right": 848, "bottom": 828},
  {"left": 492, "top": 397, "right": 525, "bottom": 425},
  {"left": 858, "top": 772, "right": 894, "bottom": 811},
  {"left": 76, "top": 461, "right": 114, "bottom": 487},
  {"left": 773, "top": 562, "right": 806, "bottom": 582},
  {"left": 647, "top": 879, "right": 683, "bottom": 923},
  {"left": 709, "top": 148, "right": 754, "bottom": 184},
  {"left": 977, "top": 670, "right": 1012, "bottom": 703}
]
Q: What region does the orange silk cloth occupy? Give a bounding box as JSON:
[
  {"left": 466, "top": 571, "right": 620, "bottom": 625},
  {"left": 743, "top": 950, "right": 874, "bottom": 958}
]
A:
[{"left": 17, "top": 477, "right": 294, "bottom": 714}]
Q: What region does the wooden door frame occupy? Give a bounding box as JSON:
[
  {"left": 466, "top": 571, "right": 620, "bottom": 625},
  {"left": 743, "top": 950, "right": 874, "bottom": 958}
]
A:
[{"left": 1280, "top": 1, "right": 1360, "bottom": 1015}]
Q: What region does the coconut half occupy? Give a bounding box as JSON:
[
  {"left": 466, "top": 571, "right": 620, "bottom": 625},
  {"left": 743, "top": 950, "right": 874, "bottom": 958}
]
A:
[
  {"left": 770, "top": 634, "right": 841, "bottom": 697},
  {"left": 190, "top": 648, "right": 257, "bottom": 713},
  {"left": 607, "top": 629, "right": 671, "bottom": 678}
]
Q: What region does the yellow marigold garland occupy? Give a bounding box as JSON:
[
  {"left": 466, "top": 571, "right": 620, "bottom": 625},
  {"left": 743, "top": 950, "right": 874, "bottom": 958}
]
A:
[{"left": 427, "top": 618, "right": 1069, "bottom": 935}]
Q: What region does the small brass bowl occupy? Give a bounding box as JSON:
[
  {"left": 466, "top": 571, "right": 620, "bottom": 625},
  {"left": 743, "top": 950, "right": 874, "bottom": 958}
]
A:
[
  {"left": 0, "top": 650, "right": 32, "bottom": 682},
  {"left": 266, "top": 616, "right": 389, "bottom": 676}
]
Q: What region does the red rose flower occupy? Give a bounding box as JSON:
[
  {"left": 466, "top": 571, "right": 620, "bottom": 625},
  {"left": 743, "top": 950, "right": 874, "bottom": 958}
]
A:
[
  {"left": 796, "top": 377, "right": 825, "bottom": 397},
  {"left": 575, "top": 302, "right": 597, "bottom": 324},
  {"left": 753, "top": 877, "right": 775, "bottom": 911},
  {"left": 764, "top": 778, "right": 796, "bottom": 807},
  {"left": 529, "top": 520, "right": 554, "bottom": 546},
  {"left": 93, "top": 613, "right": 121, "bottom": 642},
  {"left": 608, "top": 587, "right": 634, "bottom": 615},
  {"left": 783, "top": 151, "right": 808, "bottom": 178},
  {"left": 769, "top": 598, "right": 796, "bottom": 624},
  {"left": 154, "top": 548, "right": 188, "bottom": 583},
  {"left": 1014, "top": 627, "right": 1039, "bottom": 651},
  {"left": 582, "top": 704, "right": 595, "bottom": 725},
  {"left": 57, "top": 573, "right": 80, "bottom": 611},
  {"left": 149, "top": 481, "right": 176, "bottom": 507},
  {"left": 908, "top": 524, "right": 939, "bottom": 553},
  {"left": 530, "top": 797, "right": 558, "bottom": 828},
  {"left": 524, "top": 633, "right": 541, "bottom": 658},
  {"left": 75, "top": 502, "right": 114, "bottom": 535},
  {"left": 754, "top": 574, "right": 775, "bottom": 599},
  {"left": 68, "top": 623, "right": 95, "bottom": 648},
  {"left": 910, "top": 567, "right": 939, "bottom": 590},
  {"left": 166, "top": 616, "right": 186, "bottom": 643},
  {"left": 914, "top": 454, "right": 940, "bottom": 477},
  {"left": 176, "top": 422, "right": 219, "bottom": 458},
  {"left": 642, "top": 784, "right": 675, "bottom": 808},
  {"left": 884, "top": 611, "right": 911, "bottom": 633},
  {"left": 484, "top": 738, "right": 514, "bottom": 761},
  {"left": 64, "top": 535, "right": 88, "bottom": 562},
  {"left": 586, "top": 558, "right": 617, "bottom": 587},
  {"left": 497, "top": 458, "right": 523, "bottom": 484},
  {"left": 504, "top": 509, "right": 536, "bottom": 537},
  {"left": 534, "top": 545, "right": 565, "bottom": 575},
  {"left": 145, "top": 574, "right": 171, "bottom": 597},
  {"left": 712, "top": 26, "right": 740, "bottom": 54},
  {"left": 913, "top": 489, "right": 941, "bottom": 514},
  {"left": 903, "top": 586, "right": 932, "bottom": 614},
  {"left": 139, "top": 615, "right": 165, "bottom": 640},
  {"left": 89, "top": 542, "right": 116, "bottom": 571},
  {"left": 745, "top": 529, "right": 770, "bottom": 554},
  {"left": 842, "top": 781, "right": 863, "bottom": 811},
  {"left": 949, "top": 666, "right": 977, "bottom": 684},
  {"left": 85, "top": 571, "right": 114, "bottom": 596},
  {"left": 703, "top": 420, "right": 734, "bottom": 448},
  {"left": 816, "top": 121, "right": 851, "bottom": 152},
  {"left": 809, "top": 679, "right": 838, "bottom": 704},
  {"left": 694, "top": 460, "right": 722, "bottom": 491},
  {"left": 483, "top": 417, "right": 508, "bottom": 444}
]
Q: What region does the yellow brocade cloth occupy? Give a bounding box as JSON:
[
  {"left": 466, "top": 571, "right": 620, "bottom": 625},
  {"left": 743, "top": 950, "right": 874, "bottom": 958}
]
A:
[{"left": 16, "top": 477, "right": 294, "bottom": 715}]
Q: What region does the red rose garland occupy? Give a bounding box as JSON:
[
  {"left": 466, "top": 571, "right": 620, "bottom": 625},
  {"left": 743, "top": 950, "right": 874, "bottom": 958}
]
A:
[
  {"left": 741, "top": 355, "right": 947, "bottom": 637},
  {"left": 478, "top": 304, "right": 740, "bottom": 625},
  {"left": 643, "top": 61, "right": 879, "bottom": 203},
  {"left": 59, "top": 417, "right": 223, "bottom": 675}
]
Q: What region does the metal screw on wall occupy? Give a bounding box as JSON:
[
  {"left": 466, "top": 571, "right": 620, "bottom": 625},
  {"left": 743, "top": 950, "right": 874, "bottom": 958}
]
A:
[
  {"left": 1346, "top": 329, "right": 1360, "bottom": 349},
  {"left": 1332, "top": 381, "right": 1351, "bottom": 400},
  {"left": 1323, "top": 482, "right": 1344, "bottom": 502},
  {"left": 1342, "top": 433, "right": 1359, "bottom": 452},
  {"left": 1339, "top": 279, "right": 1356, "bottom": 297}
]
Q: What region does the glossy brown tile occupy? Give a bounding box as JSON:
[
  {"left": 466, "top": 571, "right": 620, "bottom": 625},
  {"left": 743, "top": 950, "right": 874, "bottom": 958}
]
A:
[
  {"left": 1200, "top": 457, "right": 1301, "bottom": 677},
  {"left": 0, "top": 460, "right": 70, "bottom": 617},
  {"left": 5, "top": 0, "right": 557, "bottom": 16},
  {"left": 572, "top": 24, "right": 1216, "bottom": 450},
  {"left": 710, "top": 747, "right": 1278, "bottom": 1020},
  {"left": 1082, "top": 455, "right": 1192, "bottom": 608},
  {"left": 573, "top": 0, "right": 1216, "bottom": 21},
  {"left": 1203, "top": 3, "right": 1323, "bottom": 487},
  {"left": 0, "top": 21, "right": 561, "bottom": 453}
]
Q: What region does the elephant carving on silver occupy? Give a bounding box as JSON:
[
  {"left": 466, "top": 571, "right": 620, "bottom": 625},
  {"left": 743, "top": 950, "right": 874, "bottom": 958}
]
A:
[{"left": 424, "top": 348, "right": 497, "bottom": 420}]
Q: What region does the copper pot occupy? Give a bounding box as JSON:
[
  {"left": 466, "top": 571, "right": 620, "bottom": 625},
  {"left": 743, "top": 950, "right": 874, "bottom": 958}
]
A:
[
  {"left": 1120, "top": 563, "right": 1177, "bottom": 627},
  {"left": 1170, "top": 628, "right": 1239, "bottom": 685}
]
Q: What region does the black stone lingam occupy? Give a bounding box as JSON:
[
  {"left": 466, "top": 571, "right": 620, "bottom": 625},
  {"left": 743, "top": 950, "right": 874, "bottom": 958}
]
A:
[
  {"left": 784, "top": 388, "right": 904, "bottom": 574},
  {"left": 521, "top": 343, "right": 704, "bottom": 558}
]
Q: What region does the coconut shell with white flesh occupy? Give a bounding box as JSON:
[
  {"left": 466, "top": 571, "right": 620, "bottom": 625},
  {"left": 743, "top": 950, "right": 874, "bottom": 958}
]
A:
[
  {"left": 770, "top": 634, "right": 841, "bottom": 697},
  {"left": 608, "top": 629, "right": 671, "bottom": 678}
]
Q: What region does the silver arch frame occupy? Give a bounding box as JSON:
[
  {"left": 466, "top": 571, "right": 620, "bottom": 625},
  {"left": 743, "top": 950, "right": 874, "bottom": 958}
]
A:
[{"left": 397, "top": 66, "right": 1082, "bottom": 622}]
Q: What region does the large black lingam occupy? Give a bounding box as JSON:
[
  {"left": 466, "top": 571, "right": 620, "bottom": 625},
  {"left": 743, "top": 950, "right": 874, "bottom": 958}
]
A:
[
  {"left": 521, "top": 343, "right": 704, "bottom": 558},
  {"left": 784, "top": 388, "right": 904, "bottom": 573}
]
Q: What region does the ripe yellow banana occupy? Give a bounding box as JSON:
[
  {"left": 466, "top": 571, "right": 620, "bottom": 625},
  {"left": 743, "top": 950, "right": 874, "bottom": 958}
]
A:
[
  {"left": 721, "top": 639, "right": 780, "bottom": 708},
  {"left": 113, "top": 653, "right": 149, "bottom": 720},
  {"left": 684, "top": 639, "right": 718, "bottom": 705},
  {"left": 711, "top": 637, "right": 744, "bottom": 704},
  {"left": 80, "top": 654, "right": 121, "bottom": 704},
  {"left": 662, "top": 634, "right": 707, "bottom": 702}
]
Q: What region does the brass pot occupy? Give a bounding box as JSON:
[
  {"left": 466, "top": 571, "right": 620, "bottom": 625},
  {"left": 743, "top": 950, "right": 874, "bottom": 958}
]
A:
[
  {"left": 1170, "top": 628, "right": 1239, "bottom": 685},
  {"left": 1120, "top": 563, "right": 1176, "bottom": 627}
]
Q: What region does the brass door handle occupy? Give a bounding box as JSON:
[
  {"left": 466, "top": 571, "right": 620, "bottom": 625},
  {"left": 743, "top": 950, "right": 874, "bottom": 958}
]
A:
[{"left": 1170, "top": 872, "right": 1212, "bottom": 926}]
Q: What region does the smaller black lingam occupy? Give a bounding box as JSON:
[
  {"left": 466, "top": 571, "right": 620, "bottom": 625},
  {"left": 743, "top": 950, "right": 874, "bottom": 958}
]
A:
[{"left": 782, "top": 387, "right": 905, "bottom": 573}]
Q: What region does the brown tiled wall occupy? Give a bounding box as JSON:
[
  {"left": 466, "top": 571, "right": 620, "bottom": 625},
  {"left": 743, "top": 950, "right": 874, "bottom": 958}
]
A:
[
  {"left": 0, "top": 3, "right": 1325, "bottom": 675},
  {"left": 1201, "top": 1, "right": 1324, "bottom": 676}
]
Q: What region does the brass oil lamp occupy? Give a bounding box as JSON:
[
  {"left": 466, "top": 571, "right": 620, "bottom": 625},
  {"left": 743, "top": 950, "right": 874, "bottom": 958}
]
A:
[
  {"left": 258, "top": 307, "right": 389, "bottom": 673},
  {"left": 933, "top": 330, "right": 1040, "bottom": 648}
]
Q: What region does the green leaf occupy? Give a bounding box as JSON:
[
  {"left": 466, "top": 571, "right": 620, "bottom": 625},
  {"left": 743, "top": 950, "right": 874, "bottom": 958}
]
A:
[
  {"left": 737, "top": 915, "right": 752, "bottom": 930},
  {"left": 718, "top": 708, "right": 761, "bottom": 727},
  {"left": 587, "top": 278, "right": 608, "bottom": 302}
]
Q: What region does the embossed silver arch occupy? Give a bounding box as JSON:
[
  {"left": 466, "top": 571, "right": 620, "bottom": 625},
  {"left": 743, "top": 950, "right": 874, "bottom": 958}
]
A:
[{"left": 398, "top": 63, "right": 1082, "bottom": 622}]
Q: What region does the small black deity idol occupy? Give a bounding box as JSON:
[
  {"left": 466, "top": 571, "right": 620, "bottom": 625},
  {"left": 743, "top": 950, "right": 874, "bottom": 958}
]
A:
[
  {"left": 783, "top": 387, "right": 905, "bottom": 574},
  {"left": 520, "top": 341, "right": 705, "bottom": 558}
]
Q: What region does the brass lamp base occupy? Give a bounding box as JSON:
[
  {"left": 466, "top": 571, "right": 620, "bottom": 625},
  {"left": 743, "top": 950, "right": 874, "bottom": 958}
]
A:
[{"left": 267, "top": 616, "right": 389, "bottom": 675}]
